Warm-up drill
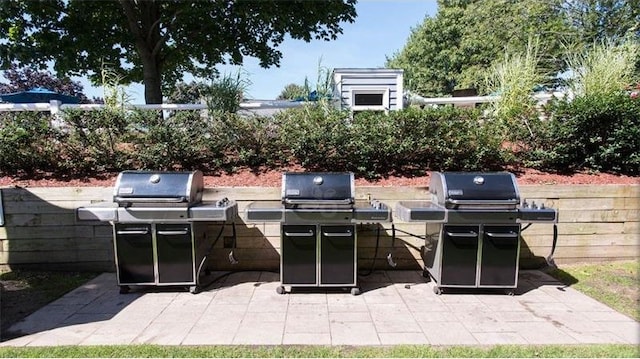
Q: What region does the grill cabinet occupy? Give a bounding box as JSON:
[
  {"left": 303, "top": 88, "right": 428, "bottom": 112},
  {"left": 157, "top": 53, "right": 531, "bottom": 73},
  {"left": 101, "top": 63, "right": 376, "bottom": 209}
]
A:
[
  {"left": 245, "top": 172, "right": 391, "bottom": 295},
  {"left": 77, "top": 170, "right": 238, "bottom": 293},
  {"left": 395, "top": 172, "right": 557, "bottom": 294}
]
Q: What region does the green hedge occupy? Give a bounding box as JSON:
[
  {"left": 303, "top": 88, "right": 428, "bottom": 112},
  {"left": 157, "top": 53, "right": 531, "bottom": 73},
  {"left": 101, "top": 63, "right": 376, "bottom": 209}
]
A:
[
  {"left": 0, "top": 96, "right": 637, "bottom": 178},
  {"left": 529, "top": 93, "right": 640, "bottom": 175}
]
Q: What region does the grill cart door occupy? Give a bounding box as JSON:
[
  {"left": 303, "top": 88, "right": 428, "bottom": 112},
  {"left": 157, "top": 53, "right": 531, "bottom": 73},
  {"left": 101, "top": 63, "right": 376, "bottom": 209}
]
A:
[
  {"left": 282, "top": 225, "right": 317, "bottom": 285},
  {"left": 114, "top": 224, "right": 155, "bottom": 284},
  {"left": 156, "top": 224, "right": 195, "bottom": 284},
  {"left": 440, "top": 225, "right": 479, "bottom": 286},
  {"left": 320, "top": 225, "right": 356, "bottom": 285},
  {"left": 479, "top": 226, "right": 520, "bottom": 287}
]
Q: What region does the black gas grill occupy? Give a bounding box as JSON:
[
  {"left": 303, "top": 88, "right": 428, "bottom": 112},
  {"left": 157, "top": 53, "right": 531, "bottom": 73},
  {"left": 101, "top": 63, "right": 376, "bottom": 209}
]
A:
[
  {"left": 77, "top": 170, "right": 238, "bottom": 293},
  {"left": 395, "top": 172, "right": 557, "bottom": 294},
  {"left": 245, "top": 172, "right": 391, "bottom": 295}
]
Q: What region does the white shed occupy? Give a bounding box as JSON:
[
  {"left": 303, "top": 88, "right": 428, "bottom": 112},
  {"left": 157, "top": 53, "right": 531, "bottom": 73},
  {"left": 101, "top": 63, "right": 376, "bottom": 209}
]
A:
[{"left": 332, "top": 68, "right": 404, "bottom": 112}]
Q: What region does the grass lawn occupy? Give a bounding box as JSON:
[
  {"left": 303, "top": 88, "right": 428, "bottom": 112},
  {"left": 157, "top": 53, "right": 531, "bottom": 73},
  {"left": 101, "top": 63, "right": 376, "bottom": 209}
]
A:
[
  {"left": 0, "top": 261, "right": 637, "bottom": 357},
  {"left": 546, "top": 260, "right": 639, "bottom": 321}
]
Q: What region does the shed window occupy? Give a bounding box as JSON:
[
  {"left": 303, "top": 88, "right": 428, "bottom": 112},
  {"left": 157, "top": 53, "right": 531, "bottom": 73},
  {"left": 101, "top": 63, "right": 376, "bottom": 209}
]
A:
[
  {"left": 354, "top": 93, "right": 384, "bottom": 106},
  {"left": 349, "top": 87, "right": 389, "bottom": 112}
]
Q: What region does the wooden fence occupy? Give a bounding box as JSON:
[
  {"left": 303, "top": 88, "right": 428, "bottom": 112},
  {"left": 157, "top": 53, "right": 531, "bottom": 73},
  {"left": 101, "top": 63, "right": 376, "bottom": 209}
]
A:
[{"left": 0, "top": 184, "right": 638, "bottom": 272}]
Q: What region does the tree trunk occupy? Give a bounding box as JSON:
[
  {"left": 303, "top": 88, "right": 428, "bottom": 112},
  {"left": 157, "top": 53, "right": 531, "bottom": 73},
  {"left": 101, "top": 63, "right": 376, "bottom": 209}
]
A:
[
  {"left": 119, "top": 0, "right": 164, "bottom": 104},
  {"left": 141, "top": 54, "right": 163, "bottom": 104}
]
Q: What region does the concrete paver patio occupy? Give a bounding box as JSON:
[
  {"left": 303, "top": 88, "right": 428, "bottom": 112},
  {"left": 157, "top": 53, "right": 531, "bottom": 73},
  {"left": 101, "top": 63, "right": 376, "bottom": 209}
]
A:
[{"left": 1, "top": 270, "right": 638, "bottom": 346}]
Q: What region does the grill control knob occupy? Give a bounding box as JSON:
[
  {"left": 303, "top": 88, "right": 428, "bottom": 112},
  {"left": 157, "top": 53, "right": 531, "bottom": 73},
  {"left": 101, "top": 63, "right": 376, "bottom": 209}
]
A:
[
  {"left": 473, "top": 176, "right": 485, "bottom": 185},
  {"left": 149, "top": 174, "right": 161, "bottom": 184},
  {"left": 313, "top": 176, "right": 324, "bottom": 185}
]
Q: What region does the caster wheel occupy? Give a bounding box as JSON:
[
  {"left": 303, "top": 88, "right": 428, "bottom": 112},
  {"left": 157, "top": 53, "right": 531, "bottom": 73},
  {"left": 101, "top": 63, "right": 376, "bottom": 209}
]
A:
[
  {"left": 119, "top": 285, "right": 130, "bottom": 294},
  {"left": 276, "top": 286, "right": 286, "bottom": 295},
  {"left": 433, "top": 286, "right": 442, "bottom": 295},
  {"left": 505, "top": 289, "right": 515, "bottom": 296},
  {"left": 350, "top": 287, "right": 361, "bottom": 296},
  {"left": 189, "top": 286, "right": 200, "bottom": 294}
]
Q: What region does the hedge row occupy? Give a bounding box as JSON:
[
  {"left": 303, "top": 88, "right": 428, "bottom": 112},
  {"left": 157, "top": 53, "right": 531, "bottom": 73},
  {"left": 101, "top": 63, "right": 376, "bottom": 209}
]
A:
[{"left": 0, "top": 93, "right": 638, "bottom": 178}]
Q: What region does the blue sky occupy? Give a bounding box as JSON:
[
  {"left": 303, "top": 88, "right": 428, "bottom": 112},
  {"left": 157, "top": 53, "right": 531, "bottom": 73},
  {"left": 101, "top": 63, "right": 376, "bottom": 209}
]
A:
[{"left": 83, "top": 0, "right": 438, "bottom": 103}]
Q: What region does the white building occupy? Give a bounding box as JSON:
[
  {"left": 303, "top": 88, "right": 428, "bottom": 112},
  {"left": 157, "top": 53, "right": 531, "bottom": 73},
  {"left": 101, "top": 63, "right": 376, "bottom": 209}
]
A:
[{"left": 331, "top": 68, "right": 404, "bottom": 112}]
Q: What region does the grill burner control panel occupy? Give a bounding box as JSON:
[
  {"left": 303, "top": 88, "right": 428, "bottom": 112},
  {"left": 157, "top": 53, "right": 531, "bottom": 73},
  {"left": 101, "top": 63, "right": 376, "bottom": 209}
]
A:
[{"left": 518, "top": 200, "right": 557, "bottom": 222}]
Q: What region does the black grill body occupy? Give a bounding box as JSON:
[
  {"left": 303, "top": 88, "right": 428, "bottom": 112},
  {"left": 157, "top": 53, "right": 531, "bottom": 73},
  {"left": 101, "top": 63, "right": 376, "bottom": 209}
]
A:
[
  {"left": 395, "top": 171, "right": 557, "bottom": 294},
  {"left": 281, "top": 172, "right": 358, "bottom": 294},
  {"left": 245, "top": 172, "right": 391, "bottom": 295},
  {"left": 77, "top": 170, "right": 238, "bottom": 294}
]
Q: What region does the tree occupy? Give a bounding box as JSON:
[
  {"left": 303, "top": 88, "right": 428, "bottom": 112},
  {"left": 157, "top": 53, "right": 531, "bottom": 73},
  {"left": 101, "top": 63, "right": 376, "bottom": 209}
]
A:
[
  {"left": 0, "top": 0, "right": 357, "bottom": 104},
  {"left": 277, "top": 83, "right": 307, "bottom": 100},
  {"left": 0, "top": 64, "right": 91, "bottom": 103},
  {"left": 387, "top": 0, "right": 638, "bottom": 96},
  {"left": 559, "top": 0, "right": 640, "bottom": 44}
]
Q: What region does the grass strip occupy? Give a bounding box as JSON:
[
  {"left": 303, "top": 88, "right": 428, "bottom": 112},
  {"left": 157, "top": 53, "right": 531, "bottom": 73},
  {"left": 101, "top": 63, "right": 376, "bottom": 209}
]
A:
[{"left": 0, "top": 344, "right": 638, "bottom": 358}]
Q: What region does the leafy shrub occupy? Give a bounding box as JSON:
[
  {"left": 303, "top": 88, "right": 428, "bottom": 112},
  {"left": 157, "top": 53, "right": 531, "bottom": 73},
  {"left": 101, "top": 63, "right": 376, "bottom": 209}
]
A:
[
  {"left": 530, "top": 93, "right": 640, "bottom": 175},
  {"left": 59, "top": 108, "right": 132, "bottom": 174},
  {"left": 127, "top": 110, "right": 228, "bottom": 171},
  {"left": 275, "top": 105, "right": 508, "bottom": 178},
  {"left": 0, "top": 112, "right": 61, "bottom": 175},
  {"left": 397, "top": 106, "right": 508, "bottom": 172},
  {"left": 275, "top": 105, "right": 352, "bottom": 170},
  {"left": 212, "top": 113, "right": 286, "bottom": 169}
]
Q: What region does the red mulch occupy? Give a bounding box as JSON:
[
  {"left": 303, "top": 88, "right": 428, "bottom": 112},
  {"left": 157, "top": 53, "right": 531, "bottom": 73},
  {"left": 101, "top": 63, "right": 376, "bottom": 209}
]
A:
[{"left": 0, "top": 167, "right": 637, "bottom": 188}]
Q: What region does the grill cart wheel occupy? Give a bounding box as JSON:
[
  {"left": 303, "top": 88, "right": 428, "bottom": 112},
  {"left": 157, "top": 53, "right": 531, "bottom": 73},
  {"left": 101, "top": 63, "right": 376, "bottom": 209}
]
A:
[
  {"left": 119, "top": 285, "right": 130, "bottom": 294},
  {"left": 189, "top": 286, "right": 200, "bottom": 294},
  {"left": 505, "top": 289, "right": 515, "bottom": 296},
  {"left": 350, "top": 287, "right": 361, "bottom": 296},
  {"left": 422, "top": 269, "right": 430, "bottom": 280},
  {"left": 433, "top": 286, "right": 442, "bottom": 295},
  {"left": 276, "top": 286, "right": 286, "bottom": 295}
]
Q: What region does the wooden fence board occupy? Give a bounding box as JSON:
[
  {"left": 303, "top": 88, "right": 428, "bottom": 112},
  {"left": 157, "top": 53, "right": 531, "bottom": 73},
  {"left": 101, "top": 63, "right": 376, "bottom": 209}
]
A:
[
  {"left": 1, "top": 184, "right": 637, "bottom": 270},
  {"left": 558, "top": 210, "right": 640, "bottom": 222},
  {"left": 520, "top": 185, "right": 639, "bottom": 198},
  {"left": 2, "top": 237, "right": 112, "bottom": 252},
  {"left": 522, "top": 233, "right": 638, "bottom": 247},
  {"left": 5, "top": 213, "right": 77, "bottom": 227}
]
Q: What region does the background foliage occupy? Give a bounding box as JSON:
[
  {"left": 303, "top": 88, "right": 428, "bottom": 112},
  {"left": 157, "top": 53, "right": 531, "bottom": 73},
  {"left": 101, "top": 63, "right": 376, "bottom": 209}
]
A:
[
  {"left": 387, "top": 0, "right": 639, "bottom": 97},
  {"left": 3, "top": 89, "right": 637, "bottom": 179}
]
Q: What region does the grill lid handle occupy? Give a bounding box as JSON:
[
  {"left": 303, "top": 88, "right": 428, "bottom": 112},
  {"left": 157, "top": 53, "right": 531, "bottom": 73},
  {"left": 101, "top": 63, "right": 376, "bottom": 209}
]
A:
[{"left": 114, "top": 196, "right": 187, "bottom": 203}]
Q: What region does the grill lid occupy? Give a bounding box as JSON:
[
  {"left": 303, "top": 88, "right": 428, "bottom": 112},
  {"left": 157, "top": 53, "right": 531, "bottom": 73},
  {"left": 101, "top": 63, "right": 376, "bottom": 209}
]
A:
[
  {"left": 113, "top": 170, "right": 204, "bottom": 206},
  {"left": 430, "top": 172, "right": 520, "bottom": 208},
  {"left": 281, "top": 172, "right": 354, "bottom": 206}
]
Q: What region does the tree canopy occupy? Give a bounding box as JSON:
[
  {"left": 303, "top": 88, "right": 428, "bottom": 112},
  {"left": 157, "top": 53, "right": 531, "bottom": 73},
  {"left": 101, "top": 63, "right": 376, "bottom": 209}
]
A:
[
  {"left": 0, "top": 0, "right": 357, "bottom": 104},
  {"left": 387, "top": 0, "right": 639, "bottom": 96}
]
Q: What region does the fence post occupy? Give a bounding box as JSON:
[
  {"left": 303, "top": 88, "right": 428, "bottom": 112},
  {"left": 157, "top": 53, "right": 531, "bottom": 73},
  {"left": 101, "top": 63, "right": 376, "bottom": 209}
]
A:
[{"left": 49, "top": 100, "right": 65, "bottom": 128}]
